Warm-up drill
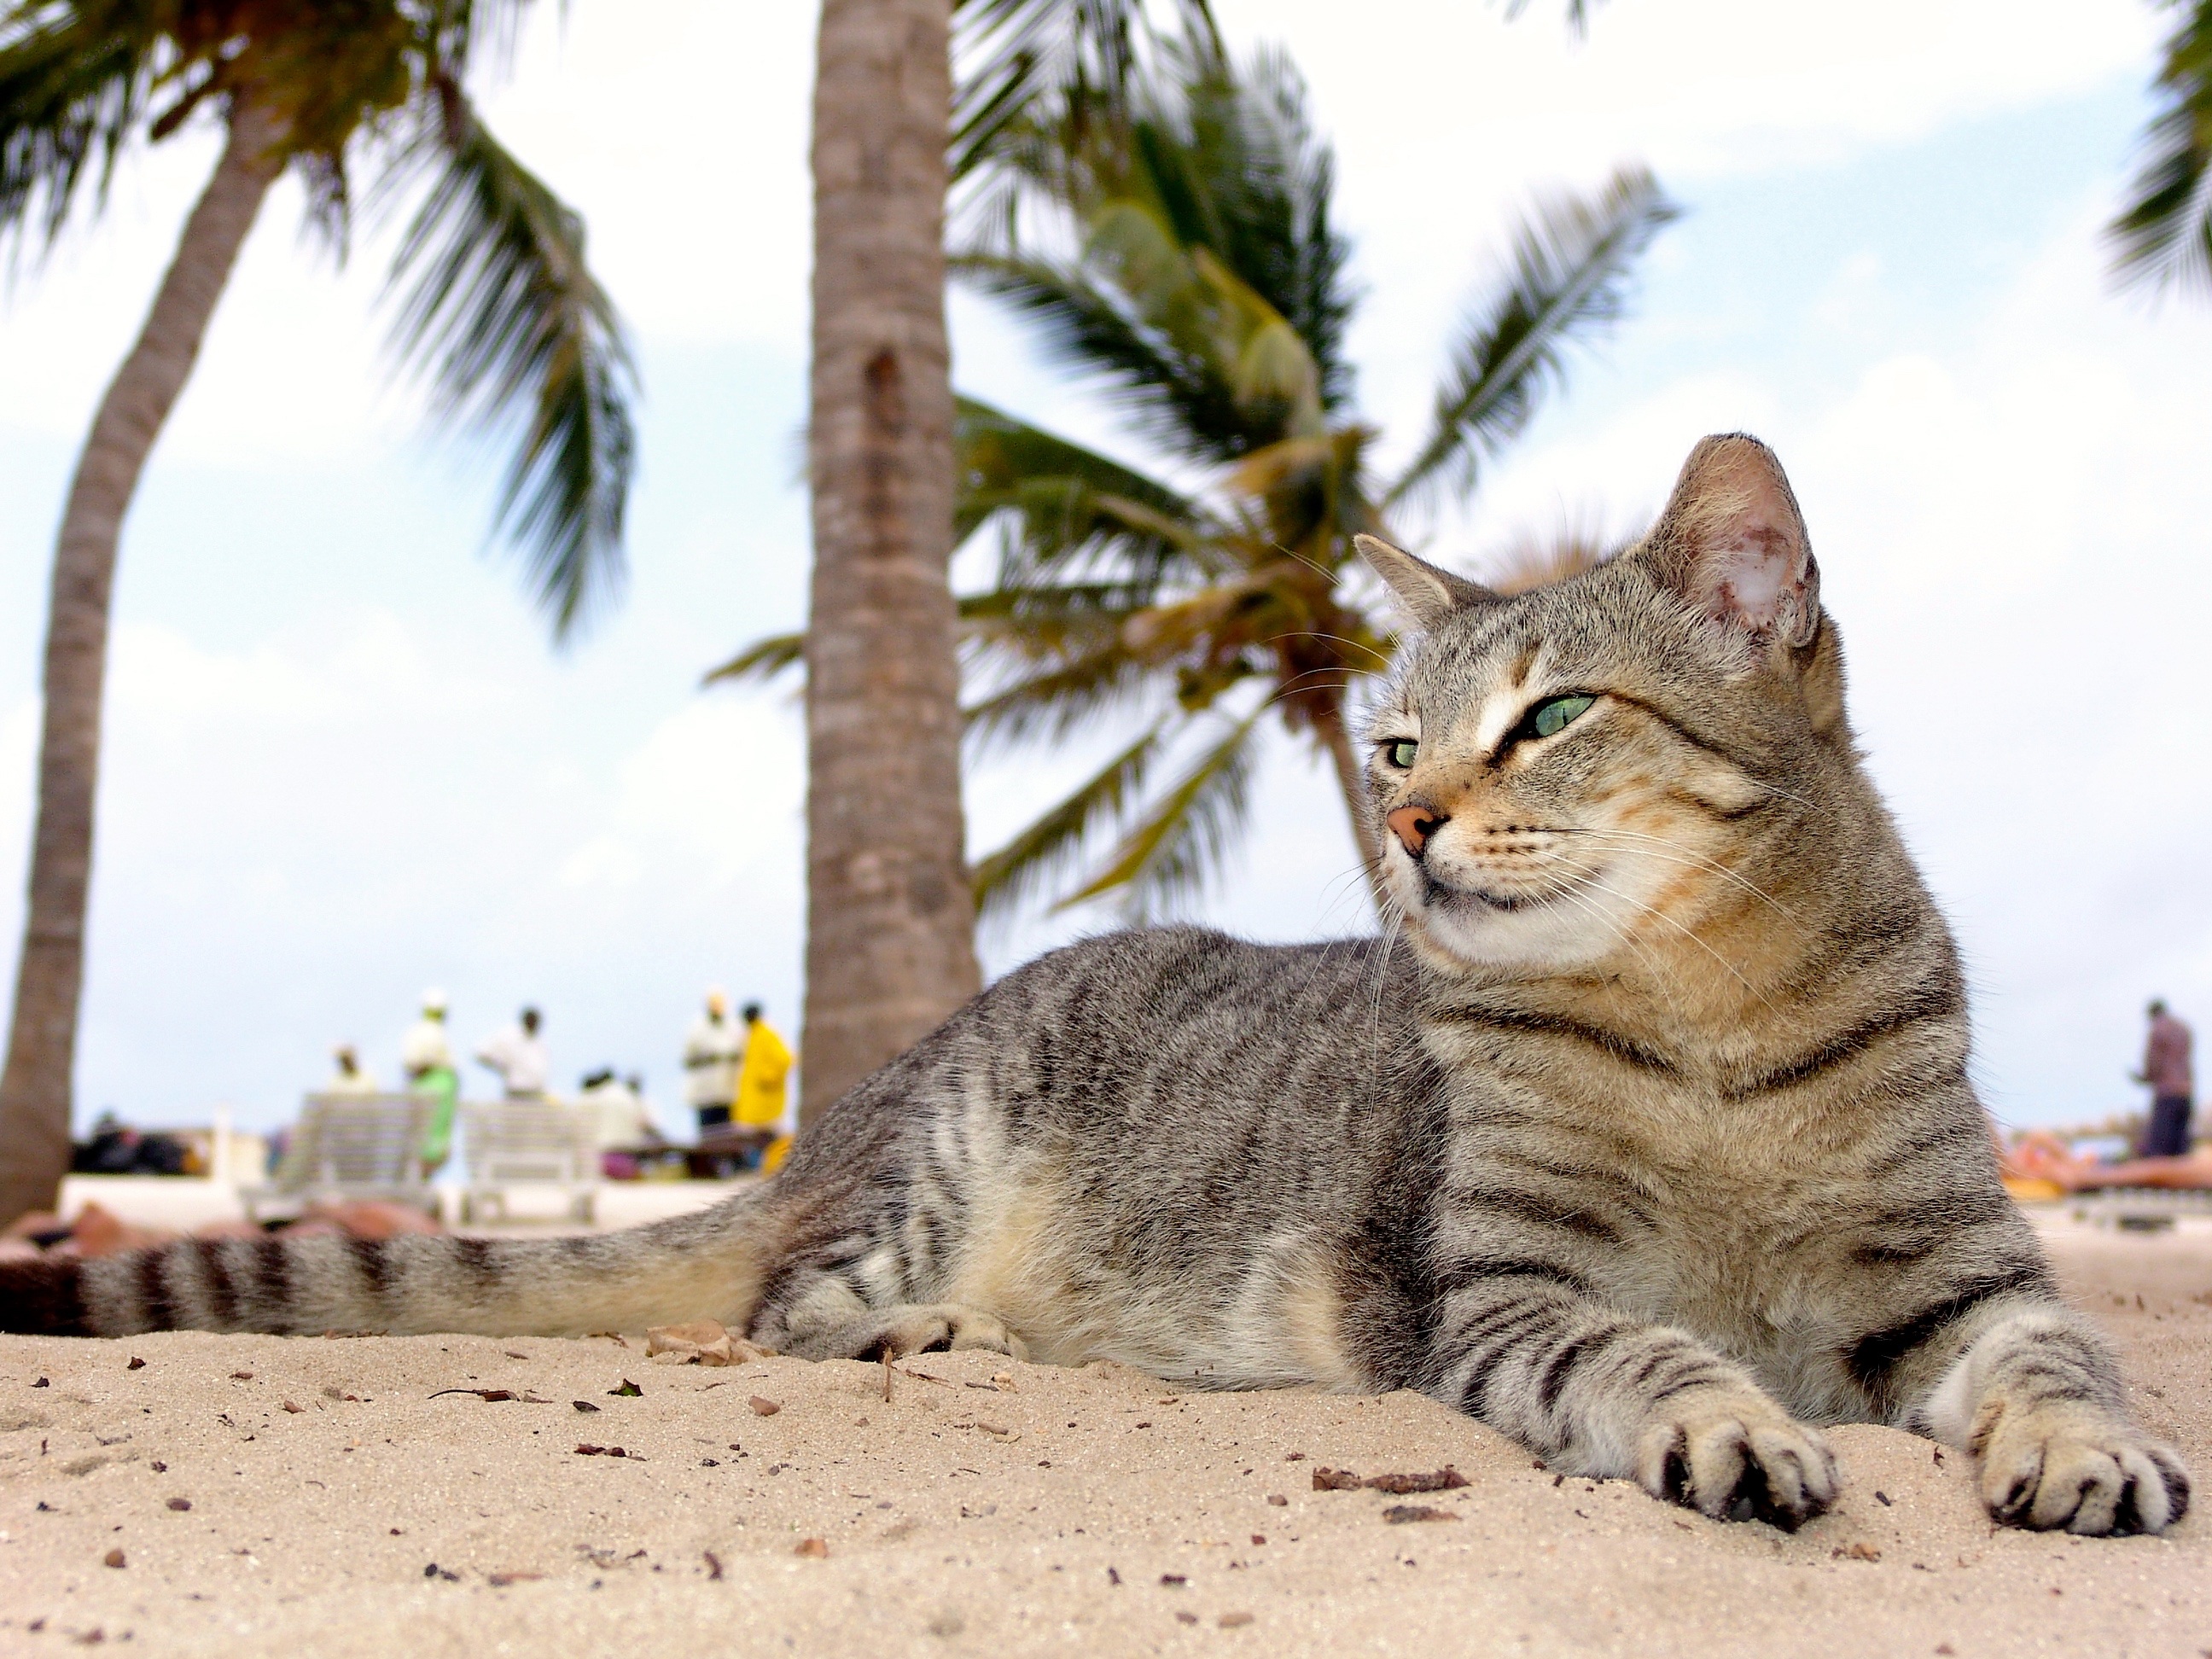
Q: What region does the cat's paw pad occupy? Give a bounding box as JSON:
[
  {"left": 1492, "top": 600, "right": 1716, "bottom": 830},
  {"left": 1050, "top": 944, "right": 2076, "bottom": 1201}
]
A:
[
  {"left": 1636, "top": 1390, "right": 1838, "bottom": 1530},
  {"left": 1976, "top": 1401, "right": 2190, "bottom": 1535}
]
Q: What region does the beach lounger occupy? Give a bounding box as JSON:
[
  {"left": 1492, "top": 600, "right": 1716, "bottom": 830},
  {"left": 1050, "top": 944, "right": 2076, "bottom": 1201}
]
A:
[
  {"left": 457, "top": 1100, "right": 597, "bottom": 1225},
  {"left": 239, "top": 1094, "right": 434, "bottom": 1224}
]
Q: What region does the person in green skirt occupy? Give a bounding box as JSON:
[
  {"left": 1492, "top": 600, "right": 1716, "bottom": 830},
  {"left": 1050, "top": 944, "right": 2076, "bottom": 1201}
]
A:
[{"left": 401, "top": 987, "right": 460, "bottom": 1175}]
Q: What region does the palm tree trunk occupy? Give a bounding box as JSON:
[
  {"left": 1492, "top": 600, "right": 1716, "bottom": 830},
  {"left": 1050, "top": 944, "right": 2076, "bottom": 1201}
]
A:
[
  {"left": 0, "top": 99, "right": 285, "bottom": 1226},
  {"left": 1317, "top": 707, "right": 1385, "bottom": 913},
  {"left": 800, "top": 0, "right": 981, "bottom": 1126}
]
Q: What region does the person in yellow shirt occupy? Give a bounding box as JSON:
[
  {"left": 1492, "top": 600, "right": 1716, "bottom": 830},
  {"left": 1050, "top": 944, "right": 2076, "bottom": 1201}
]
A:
[{"left": 733, "top": 1003, "right": 793, "bottom": 1171}]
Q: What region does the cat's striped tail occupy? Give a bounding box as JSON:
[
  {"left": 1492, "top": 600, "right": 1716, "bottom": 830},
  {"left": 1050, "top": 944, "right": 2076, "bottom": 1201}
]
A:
[{"left": 0, "top": 1190, "right": 775, "bottom": 1339}]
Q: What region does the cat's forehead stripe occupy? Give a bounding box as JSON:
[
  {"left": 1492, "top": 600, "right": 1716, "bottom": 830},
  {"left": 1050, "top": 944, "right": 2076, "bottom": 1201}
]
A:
[{"left": 1472, "top": 687, "right": 1523, "bottom": 756}]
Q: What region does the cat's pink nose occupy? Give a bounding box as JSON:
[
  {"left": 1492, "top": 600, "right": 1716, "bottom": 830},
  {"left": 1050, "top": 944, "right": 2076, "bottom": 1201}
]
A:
[{"left": 1388, "top": 805, "right": 1447, "bottom": 858}]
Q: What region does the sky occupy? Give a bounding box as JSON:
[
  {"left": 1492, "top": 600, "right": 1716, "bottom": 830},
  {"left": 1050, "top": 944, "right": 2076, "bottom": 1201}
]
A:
[{"left": 1, "top": 0, "right": 2208, "bottom": 1136}]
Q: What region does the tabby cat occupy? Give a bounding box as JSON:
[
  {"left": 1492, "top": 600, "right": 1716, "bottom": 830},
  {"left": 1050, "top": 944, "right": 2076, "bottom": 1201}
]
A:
[{"left": 2, "top": 435, "right": 2187, "bottom": 1536}]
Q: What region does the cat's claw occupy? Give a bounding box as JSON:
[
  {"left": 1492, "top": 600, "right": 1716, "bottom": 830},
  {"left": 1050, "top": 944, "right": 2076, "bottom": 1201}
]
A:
[
  {"left": 1636, "top": 1388, "right": 1838, "bottom": 1530},
  {"left": 1974, "top": 1400, "right": 2190, "bottom": 1535}
]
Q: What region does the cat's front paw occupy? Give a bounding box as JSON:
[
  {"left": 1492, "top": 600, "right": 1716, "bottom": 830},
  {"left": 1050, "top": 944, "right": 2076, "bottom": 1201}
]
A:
[
  {"left": 1974, "top": 1399, "right": 2190, "bottom": 1535},
  {"left": 1635, "top": 1386, "right": 1838, "bottom": 1530}
]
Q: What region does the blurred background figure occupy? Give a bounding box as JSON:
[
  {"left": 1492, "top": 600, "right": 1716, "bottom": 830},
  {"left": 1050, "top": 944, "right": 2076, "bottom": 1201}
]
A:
[
  {"left": 326, "top": 1045, "right": 378, "bottom": 1097},
  {"left": 682, "top": 987, "right": 742, "bottom": 1141},
  {"left": 477, "top": 1006, "right": 549, "bottom": 1100},
  {"left": 2135, "top": 998, "right": 2195, "bottom": 1158},
  {"left": 734, "top": 1002, "right": 793, "bottom": 1161},
  {"left": 401, "top": 988, "right": 459, "bottom": 1174},
  {"left": 70, "top": 1110, "right": 187, "bottom": 1176},
  {"left": 581, "top": 1067, "right": 664, "bottom": 1179}
]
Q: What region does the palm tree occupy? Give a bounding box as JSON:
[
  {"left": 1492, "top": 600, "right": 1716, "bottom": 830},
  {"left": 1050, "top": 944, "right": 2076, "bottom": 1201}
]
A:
[
  {"left": 731, "top": 14, "right": 1667, "bottom": 923},
  {"left": 2110, "top": 0, "right": 2212, "bottom": 292},
  {"left": 795, "top": 0, "right": 1175, "bottom": 1124},
  {"left": 0, "top": 0, "right": 634, "bottom": 1224}
]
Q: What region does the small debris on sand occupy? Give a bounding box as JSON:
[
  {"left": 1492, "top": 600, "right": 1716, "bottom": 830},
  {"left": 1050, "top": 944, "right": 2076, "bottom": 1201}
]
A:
[
  {"left": 1380, "top": 1505, "right": 1459, "bottom": 1525},
  {"left": 486, "top": 1571, "right": 543, "bottom": 1587},
  {"left": 572, "top": 1400, "right": 600, "bottom": 1413},
  {"left": 166, "top": 1498, "right": 191, "bottom": 1512},
  {"left": 795, "top": 1538, "right": 829, "bottom": 1558},
  {"left": 748, "top": 1396, "right": 781, "bottom": 1417},
  {"left": 1315, "top": 1466, "right": 1469, "bottom": 1494},
  {"left": 1220, "top": 1611, "right": 1255, "bottom": 1627},
  {"left": 102, "top": 1548, "right": 125, "bottom": 1568},
  {"left": 429, "top": 1388, "right": 553, "bottom": 1405},
  {"left": 645, "top": 1321, "right": 765, "bottom": 1367},
  {"left": 125, "top": 1357, "right": 144, "bottom": 1371},
  {"left": 607, "top": 1379, "right": 643, "bottom": 1398}
]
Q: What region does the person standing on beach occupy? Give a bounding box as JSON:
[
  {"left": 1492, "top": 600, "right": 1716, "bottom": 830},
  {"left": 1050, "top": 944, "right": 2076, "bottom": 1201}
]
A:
[
  {"left": 2135, "top": 999, "right": 2195, "bottom": 1158},
  {"left": 400, "top": 990, "right": 460, "bottom": 1173},
  {"left": 734, "top": 1003, "right": 794, "bottom": 1165},
  {"left": 682, "top": 988, "right": 743, "bottom": 1140},
  {"left": 477, "top": 1008, "right": 550, "bottom": 1101}
]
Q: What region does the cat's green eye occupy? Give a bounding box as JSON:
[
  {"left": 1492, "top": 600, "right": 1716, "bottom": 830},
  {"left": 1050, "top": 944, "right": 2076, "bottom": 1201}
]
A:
[
  {"left": 1529, "top": 694, "right": 1597, "bottom": 739},
  {"left": 1385, "top": 739, "right": 1418, "bottom": 769}
]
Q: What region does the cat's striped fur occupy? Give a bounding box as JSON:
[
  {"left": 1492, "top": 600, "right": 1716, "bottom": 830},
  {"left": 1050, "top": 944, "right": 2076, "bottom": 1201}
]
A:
[{"left": 2, "top": 435, "right": 2186, "bottom": 1536}]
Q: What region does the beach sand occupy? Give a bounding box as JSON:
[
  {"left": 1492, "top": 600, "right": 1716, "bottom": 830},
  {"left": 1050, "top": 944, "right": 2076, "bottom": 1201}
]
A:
[{"left": 2, "top": 1212, "right": 2206, "bottom": 1656}]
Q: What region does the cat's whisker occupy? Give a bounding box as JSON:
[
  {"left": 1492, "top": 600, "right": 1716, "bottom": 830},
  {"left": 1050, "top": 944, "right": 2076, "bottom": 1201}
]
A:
[
  {"left": 1571, "top": 828, "right": 1794, "bottom": 918},
  {"left": 1550, "top": 855, "right": 1776, "bottom": 1013}
]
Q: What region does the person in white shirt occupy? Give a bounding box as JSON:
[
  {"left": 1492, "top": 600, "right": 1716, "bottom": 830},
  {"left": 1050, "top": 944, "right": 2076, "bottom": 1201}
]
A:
[
  {"left": 326, "top": 1045, "right": 379, "bottom": 1096},
  {"left": 682, "top": 987, "right": 742, "bottom": 1138},
  {"left": 400, "top": 991, "right": 455, "bottom": 1080},
  {"left": 476, "top": 1006, "right": 550, "bottom": 1099},
  {"left": 579, "top": 1069, "right": 659, "bottom": 1150}
]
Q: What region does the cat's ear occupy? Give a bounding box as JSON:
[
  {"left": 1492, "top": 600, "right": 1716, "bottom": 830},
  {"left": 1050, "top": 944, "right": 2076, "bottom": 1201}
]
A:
[
  {"left": 1639, "top": 434, "right": 1820, "bottom": 649},
  {"left": 1354, "top": 534, "right": 1500, "bottom": 630}
]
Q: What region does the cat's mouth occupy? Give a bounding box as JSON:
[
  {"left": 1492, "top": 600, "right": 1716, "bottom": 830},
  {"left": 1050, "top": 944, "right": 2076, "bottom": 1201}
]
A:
[{"left": 1419, "top": 868, "right": 1590, "bottom": 915}]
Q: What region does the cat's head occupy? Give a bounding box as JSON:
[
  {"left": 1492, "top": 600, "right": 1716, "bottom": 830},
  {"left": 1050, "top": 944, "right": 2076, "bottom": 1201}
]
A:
[{"left": 1359, "top": 434, "right": 1849, "bottom": 981}]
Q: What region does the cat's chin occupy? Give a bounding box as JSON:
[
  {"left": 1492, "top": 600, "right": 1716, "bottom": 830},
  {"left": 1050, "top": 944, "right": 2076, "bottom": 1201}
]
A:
[{"left": 1398, "top": 882, "right": 1620, "bottom": 976}]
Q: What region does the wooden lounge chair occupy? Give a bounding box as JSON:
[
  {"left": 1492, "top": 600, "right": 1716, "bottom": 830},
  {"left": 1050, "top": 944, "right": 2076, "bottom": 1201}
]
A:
[
  {"left": 239, "top": 1093, "right": 434, "bottom": 1224},
  {"left": 457, "top": 1099, "right": 597, "bottom": 1225}
]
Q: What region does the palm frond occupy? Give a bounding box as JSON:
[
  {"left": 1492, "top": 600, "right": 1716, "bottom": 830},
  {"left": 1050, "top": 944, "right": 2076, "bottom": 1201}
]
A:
[
  {"left": 0, "top": 2, "right": 159, "bottom": 258},
  {"left": 703, "top": 630, "right": 805, "bottom": 687},
  {"left": 2110, "top": 0, "right": 2212, "bottom": 294},
  {"left": 1138, "top": 38, "right": 1353, "bottom": 405},
  {"left": 382, "top": 81, "right": 636, "bottom": 641},
  {"left": 952, "top": 0, "right": 1199, "bottom": 182},
  {"left": 955, "top": 247, "right": 1254, "bottom": 462},
  {"left": 957, "top": 394, "right": 1207, "bottom": 579},
  {"left": 1386, "top": 166, "right": 1674, "bottom": 510},
  {"left": 969, "top": 719, "right": 1166, "bottom": 918},
  {"left": 961, "top": 643, "right": 1157, "bottom": 751},
  {"left": 961, "top": 580, "right": 1157, "bottom": 656},
  {"left": 1060, "top": 703, "right": 1265, "bottom": 916}
]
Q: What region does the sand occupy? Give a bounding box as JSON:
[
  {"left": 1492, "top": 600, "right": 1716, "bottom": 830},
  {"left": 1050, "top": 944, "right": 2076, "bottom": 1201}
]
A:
[{"left": 2, "top": 1212, "right": 2207, "bottom": 1657}]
